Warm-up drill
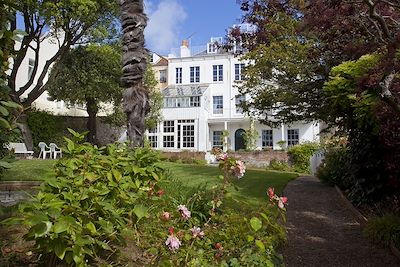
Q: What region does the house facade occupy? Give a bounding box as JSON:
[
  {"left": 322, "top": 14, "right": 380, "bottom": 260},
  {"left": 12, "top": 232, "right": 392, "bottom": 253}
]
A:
[{"left": 148, "top": 38, "right": 320, "bottom": 152}]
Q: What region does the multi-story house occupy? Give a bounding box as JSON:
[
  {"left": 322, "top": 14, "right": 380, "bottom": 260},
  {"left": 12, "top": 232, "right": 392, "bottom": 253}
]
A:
[{"left": 148, "top": 37, "right": 320, "bottom": 152}]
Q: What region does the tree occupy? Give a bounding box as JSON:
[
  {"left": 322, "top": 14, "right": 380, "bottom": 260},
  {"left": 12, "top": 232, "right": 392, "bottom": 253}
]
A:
[
  {"left": 232, "top": 0, "right": 400, "bottom": 125},
  {"left": 232, "top": 0, "right": 400, "bottom": 203},
  {"left": 7, "top": 0, "right": 119, "bottom": 149},
  {"left": 120, "top": 0, "right": 149, "bottom": 147},
  {"left": 46, "top": 44, "right": 122, "bottom": 144}
]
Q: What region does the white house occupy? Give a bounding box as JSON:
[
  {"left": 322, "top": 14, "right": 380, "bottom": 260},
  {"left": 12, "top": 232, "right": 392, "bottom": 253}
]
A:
[{"left": 148, "top": 37, "right": 320, "bottom": 152}]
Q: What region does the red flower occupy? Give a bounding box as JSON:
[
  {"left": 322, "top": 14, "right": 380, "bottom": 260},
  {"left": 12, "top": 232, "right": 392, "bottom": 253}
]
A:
[
  {"left": 281, "top": 197, "right": 288, "bottom": 204},
  {"left": 215, "top": 242, "right": 222, "bottom": 250},
  {"left": 157, "top": 189, "right": 165, "bottom": 197},
  {"left": 267, "top": 187, "right": 275, "bottom": 199},
  {"left": 168, "top": 227, "right": 174, "bottom": 235}
]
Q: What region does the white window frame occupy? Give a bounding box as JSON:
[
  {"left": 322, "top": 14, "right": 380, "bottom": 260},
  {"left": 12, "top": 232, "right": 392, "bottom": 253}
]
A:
[
  {"left": 176, "top": 67, "right": 182, "bottom": 84},
  {"left": 234, "top": 63, "right": 245, "bottom": 81},
  {"left": 213, "top": 131, "right": 223, "bottom": 148},
  {"left": 262, "top": 129, "right": 273, "bottom": 148},
  {"left": 287, "top": 129, "right": 299, "bottom": 146},
  {"left": 213, "top": 96, "right": 223, "bottom": 114},
  {"left": 213, "top": 65, "right": 223, "bottom": 82},
  {"left": 190, "top": 66, "right": 200, "bottom": 83},
  {"left": 28, "top": 58, "right": 35, "bottom": 80}
]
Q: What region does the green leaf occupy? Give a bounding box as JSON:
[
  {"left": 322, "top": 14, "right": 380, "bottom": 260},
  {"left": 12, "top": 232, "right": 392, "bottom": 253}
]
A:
[
  {"left": 0, "top": 105, "right": 9, "bottom": 116},
  {"left": 0, "top": 101, "right": 22, "bottom": 109},
  {"left": 0, "top": 160, "right": 12, "bottom": 168},
  {"left": 111, "top": 168, "right": 122, "bottom": 181},
  {"left": 250, "top": 217, "right": 262, "bottom": 232},
  {"left": 86, "top": 222, "right": 96, "bottom": 235},
  {"left": 0, "top": 117, "right": 11, "bottom": 129},
  {"left": 54, "top": 241, "right": 67, "bottom": 259},
  {"left": 247, "top": 235, "right": 254, "bottom": 242},
  {"left": 133, "top": 204, "right": 148, "bottom": 221},
  {"left": 54, "top": 221, "right": 69, "bottom": 234},
  {"left": 32, "top": 221, "right": 52, "bottom": 237},
  {"left": 255, "top": 239, "right": 265, "bottom": 252}
]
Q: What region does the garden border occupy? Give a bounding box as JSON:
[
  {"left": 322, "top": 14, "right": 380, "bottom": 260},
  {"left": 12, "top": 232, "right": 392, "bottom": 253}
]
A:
[{"left": 334, "top": 185, "right": 400, "bottom": 261}]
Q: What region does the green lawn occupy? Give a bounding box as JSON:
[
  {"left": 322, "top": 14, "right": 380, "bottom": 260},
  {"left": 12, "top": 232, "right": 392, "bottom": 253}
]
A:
[
  {"left": 159, "top": 162, "right": 297, "bottom": 207},
  {"left": 2, "top": 159, "right": 56, "bottom": 181},
  {"left": 2, "top": 160, "right": 297, "bottom": 206}
]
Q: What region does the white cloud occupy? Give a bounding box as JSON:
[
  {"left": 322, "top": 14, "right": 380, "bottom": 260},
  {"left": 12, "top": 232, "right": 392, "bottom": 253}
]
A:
[{"left": 144, "top": 0, "right": 187, "bottom": 54}]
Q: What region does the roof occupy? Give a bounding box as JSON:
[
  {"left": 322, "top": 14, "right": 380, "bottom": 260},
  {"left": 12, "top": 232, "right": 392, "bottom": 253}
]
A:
[
  {"left": 154, "top": 56, "right": 168, "bottom": 66},
  {"left": 162, "top": 84, "right": 209, "bottom": 97}
]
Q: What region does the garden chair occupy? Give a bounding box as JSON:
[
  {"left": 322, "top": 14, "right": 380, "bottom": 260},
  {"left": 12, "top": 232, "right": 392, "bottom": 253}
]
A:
[
  {"left": 38, "top": 142, "right": 51, "bottom": 159},
  {"left": 49, "top": 143, "right": 62, "bottom": 159}
]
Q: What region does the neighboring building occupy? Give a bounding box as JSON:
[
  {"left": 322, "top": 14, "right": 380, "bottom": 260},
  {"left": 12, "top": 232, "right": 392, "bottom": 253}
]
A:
[
  {"left": 147, "top": 37, "right": 320, "bottom": 152},
  {"left": 151, "top": 53, "right": 168, "bottom": 91}
]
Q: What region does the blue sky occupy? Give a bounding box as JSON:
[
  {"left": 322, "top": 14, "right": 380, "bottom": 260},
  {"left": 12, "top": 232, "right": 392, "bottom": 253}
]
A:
[{"left": 144, "top": 0, "right": 243, "bottom": 55}]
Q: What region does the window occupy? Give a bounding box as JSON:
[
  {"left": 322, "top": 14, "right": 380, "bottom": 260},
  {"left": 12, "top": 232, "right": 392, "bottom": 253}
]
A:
[
  {"left": 190, "top": 66, "right": 200, "bottom": 83},
  {"left": 213, "top": 96, "right": 223, "bottom": 114},
  {"left": 287, "top": 129, "right": 299, "bottom": 146},
  {"left": 234, "top": 63, "right": 245, "bottom": 81},
  {"left": 163, "top": 96, "right": 201, "bottom": 108},
  {"left": 235, "top": 95, "right": 246, "bottom": 113},
  {"left": 163, "top": 136, "right": 174, "bottom": 148},
  {"left": 190, "top": 96, "right": 200, "bottom": 107},
  {"left": 159, "top": 70, "right": 167, "bottom": 83},
  {"left": 213, "top": 65, "right": 223, "bottom": 81},
  {"left": 262, "top": 130, "right": 273, "bottom": 148},
  {"left": 163, "top": 120, "right": 174, "bottom": 133},
  {"left": 182, "top": 124, "right": 195, "bottom": 148},
  {"left": 176, "top": 68, "right": 182, "bottom": 84},
  {"left": 28, "top": 58, "right": 35, "bottom": 80},
  {"left": 213, "top": 131, "right": 223, "bottom": 148},
  {"left": 207, "top": 42, "right": 217, "bottom": 53},
  {"left": 148, "top": 127, "right": 157, "bottom": 133},
  {"left": 148, "top": 135, "right": 157, "bottom": 148}
]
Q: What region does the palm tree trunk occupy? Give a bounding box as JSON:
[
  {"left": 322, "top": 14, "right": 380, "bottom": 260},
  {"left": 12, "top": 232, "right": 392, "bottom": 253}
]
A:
[{"left": 120, "top": 0, "right": 150, "bottom": 147}]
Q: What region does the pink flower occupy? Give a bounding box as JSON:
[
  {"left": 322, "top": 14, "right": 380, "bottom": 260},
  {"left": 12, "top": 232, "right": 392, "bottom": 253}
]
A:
[
  {"left": 161, "top": 211, "right": 170, "bottom": 221},
  {"left": 177, "top": 205, "right": 191, "bottom": 219},
  {"left": 165, "top": 235, "right": 181, "bottom": 250},
  {"left": 278, "top": 197, "right": 288, "bottom": 209},
  {"left": 231, "top": 160, "right": 246, "bottom": 178},
  {"left": 190, "top": 226, "right": 204, "bottom": 238},
  {"left": 217, "top": 153, "right": 228, "bottom": 161},
  {"left": 267, "top": 187, "right": 275, "bottom": 199}
]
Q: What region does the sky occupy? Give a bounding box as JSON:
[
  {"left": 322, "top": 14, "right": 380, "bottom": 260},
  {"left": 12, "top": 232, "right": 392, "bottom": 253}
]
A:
[{"left": 144, "top": 0, "right": 244, "bottom": 55}]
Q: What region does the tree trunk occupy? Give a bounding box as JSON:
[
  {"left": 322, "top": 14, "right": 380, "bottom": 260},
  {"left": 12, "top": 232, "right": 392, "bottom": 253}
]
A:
[
  {"left": 16, "top": 113, "right": 34, "bottom": 151},
  {"left": 86, "top": 97, "right": 99, "bottom": 145},
  {"left": 120, "top": 0, "right": 150, "bottom": 147}
]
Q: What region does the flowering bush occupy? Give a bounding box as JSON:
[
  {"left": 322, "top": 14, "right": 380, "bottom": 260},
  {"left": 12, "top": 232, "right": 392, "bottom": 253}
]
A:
[{"left": 116, "top": 153, "right": 289, "bottom": 266}]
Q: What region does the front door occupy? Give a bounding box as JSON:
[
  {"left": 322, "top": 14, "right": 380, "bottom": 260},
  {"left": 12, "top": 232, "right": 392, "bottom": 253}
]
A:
[{"left": 235, "top": 129, "right": 246, "bottom": 151}]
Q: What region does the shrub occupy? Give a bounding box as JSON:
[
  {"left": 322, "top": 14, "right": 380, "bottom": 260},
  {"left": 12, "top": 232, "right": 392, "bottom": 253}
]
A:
[
  {"left": 364, "top": 214, "right": 400, "bottom": 249},
  {"left": 5, "top": 129, "right": 165, "bottom": 266},
  {"left": 193, "top": 159, "right": 207, "bottom": 165},
  {"left": 316, "top": 147, "right": 353, "bottom": 188},
  {"left": 267, "top": 159, "right": 292, "bottom": 172},
  {"left": 288, "top": 142, "right": 319, "bottom": 173},
  {"left": 27, "top": 108, "right": 64, "bottom": 152}
]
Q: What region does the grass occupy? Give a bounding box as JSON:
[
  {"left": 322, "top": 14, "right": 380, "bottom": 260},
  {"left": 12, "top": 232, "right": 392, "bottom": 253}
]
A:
[
  {"left": 160, "top": 162, "right": 296, "bottom": 203},
  {"left": 1, "top": 160, "right": 297, "bottom": 206},
  {"left": 2, "top": 159, "right": 56, "bottom": 181}
]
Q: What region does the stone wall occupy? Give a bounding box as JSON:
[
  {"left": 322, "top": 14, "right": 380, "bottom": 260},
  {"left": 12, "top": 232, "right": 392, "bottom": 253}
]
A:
[
  {"left": 228, "top": 150, "right": 288, "bottom": 168},
  {"left": 61, "top": 116, "right": 125, "bottom": 146},
  {"left": 161, "top": 151, "right": 206, "bottom": 162}
]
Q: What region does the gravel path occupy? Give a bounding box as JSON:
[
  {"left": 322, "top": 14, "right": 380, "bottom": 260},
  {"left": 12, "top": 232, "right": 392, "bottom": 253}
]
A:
[{"left": 282, "top": 176, "right": 400, "bottom": 267}]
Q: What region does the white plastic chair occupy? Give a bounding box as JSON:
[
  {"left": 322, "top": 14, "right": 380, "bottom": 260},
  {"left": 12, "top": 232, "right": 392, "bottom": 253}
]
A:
[
  {"left": 38, "top": 142, "right": 52, "bottom": 159},
  {"left": 49, "top": 143, "right": 62, "bottom": 159}
]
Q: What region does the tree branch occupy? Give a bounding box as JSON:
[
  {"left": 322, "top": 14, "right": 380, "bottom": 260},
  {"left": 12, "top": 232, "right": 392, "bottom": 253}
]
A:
[
  {"left": 379, "top": 72, "right": 400, "bottom": 114},
  {"left": 17, "top": 36, "right": 41, "bottom": 97},
  {"left": 363, "top": 0, "right": 393, "bottom": 41}
]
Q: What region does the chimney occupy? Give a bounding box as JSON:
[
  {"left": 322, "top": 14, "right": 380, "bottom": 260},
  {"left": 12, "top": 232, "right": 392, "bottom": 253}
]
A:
[{"left": 180, "top": 39, "right": 191, "bottom": 57}]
